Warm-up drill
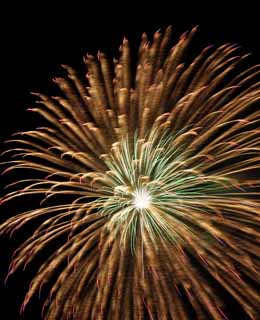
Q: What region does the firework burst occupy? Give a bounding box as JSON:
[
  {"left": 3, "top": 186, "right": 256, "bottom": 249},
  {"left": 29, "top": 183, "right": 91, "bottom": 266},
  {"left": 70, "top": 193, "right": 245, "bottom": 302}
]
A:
[{"left": 1, "top": 26, "right": 260, "bottom": 319}]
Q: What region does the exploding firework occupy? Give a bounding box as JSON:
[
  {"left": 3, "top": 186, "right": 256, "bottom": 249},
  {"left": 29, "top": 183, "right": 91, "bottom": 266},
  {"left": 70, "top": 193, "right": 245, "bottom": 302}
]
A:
[{"left": 1, "top": 26, "right": 260, "bottom": 319}]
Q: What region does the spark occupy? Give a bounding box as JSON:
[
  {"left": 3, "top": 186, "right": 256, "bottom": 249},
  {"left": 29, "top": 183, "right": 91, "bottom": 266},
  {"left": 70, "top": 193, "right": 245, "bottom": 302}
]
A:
[
  {"left": 133, "top": 188, "right": 151, "bottom": 210},
  {"left": 0, "top": 26, "right": 260, "bottom": 320}
]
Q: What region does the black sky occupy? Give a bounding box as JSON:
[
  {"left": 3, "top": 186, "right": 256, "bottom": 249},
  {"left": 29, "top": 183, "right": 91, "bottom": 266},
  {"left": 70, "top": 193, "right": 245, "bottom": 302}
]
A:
[
  {"left": 1, "top": 2, "right": 260, "bottom": 138},
  {"left": 0, "top": 2, "right": 259, "bottom": 319}
]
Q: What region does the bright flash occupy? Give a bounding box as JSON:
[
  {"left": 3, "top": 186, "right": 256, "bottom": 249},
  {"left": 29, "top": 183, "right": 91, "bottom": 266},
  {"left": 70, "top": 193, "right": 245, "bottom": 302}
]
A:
[{"left": 133, "top": 188, "right": 151, "bottom": 210}]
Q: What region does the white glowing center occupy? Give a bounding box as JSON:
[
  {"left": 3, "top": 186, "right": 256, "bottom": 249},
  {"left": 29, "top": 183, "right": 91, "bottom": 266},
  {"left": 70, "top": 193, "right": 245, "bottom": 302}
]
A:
[{"left": 133, "top": 188, "right": 151, "bottom": 209}]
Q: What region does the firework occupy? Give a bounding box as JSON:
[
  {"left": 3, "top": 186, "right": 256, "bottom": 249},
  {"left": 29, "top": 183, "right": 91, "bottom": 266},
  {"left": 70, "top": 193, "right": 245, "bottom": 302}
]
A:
[{"left": 1, "top": 26, "right": 260, "bottom": 319}]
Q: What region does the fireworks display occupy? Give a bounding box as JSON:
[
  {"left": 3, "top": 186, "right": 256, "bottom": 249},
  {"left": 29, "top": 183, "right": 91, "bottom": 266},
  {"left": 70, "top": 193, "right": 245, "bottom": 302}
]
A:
[{"left": 1, "top": 26, "right": 260, "bottom": 319}]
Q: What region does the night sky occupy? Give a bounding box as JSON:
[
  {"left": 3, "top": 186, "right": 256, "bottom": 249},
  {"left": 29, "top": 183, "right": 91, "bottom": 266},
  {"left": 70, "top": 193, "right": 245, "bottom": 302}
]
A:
[{"left": 0, "top": 2, "right": 259, "bottom": 319}]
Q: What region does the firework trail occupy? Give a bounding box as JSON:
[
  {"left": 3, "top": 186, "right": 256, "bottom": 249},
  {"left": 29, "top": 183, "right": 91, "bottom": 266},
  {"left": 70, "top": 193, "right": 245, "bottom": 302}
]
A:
[{"left": 1, "top": 26, "right": 260, "bottom": 319}]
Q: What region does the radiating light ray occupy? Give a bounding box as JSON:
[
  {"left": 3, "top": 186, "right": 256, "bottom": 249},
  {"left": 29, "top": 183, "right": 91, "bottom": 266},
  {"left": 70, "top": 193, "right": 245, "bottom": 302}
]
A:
[{"left": 1, "top": 26, "right": 260, "bottom": 319}]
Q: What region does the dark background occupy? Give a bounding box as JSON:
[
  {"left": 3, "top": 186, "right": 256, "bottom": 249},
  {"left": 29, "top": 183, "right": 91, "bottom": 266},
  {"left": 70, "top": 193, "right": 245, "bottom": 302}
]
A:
[{"left": 0, "top": 2, "right": 259, "bottom": 319}]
